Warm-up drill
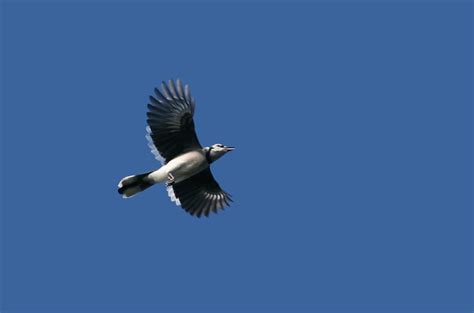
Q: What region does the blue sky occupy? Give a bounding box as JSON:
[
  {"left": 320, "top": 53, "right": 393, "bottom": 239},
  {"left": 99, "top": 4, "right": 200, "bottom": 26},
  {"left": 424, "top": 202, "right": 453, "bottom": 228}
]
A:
[{"left": 1, "top": 1, "right": 472, "bottom": 312}]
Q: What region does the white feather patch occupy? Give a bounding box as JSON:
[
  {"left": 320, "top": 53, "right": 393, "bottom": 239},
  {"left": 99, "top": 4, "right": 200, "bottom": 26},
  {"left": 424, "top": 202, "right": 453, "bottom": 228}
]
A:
[
  {"left": 146, "top": 126, "right": 166, "bottom": 165},
  {"left": 167, "top": 185, "right": 181, "bottom": 206}
]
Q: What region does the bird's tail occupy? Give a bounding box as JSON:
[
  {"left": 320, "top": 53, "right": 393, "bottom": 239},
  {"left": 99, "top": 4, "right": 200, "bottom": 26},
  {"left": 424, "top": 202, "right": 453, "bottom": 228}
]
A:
[{"left": 118, "top": 171, "right": 153, "bottom": 198}]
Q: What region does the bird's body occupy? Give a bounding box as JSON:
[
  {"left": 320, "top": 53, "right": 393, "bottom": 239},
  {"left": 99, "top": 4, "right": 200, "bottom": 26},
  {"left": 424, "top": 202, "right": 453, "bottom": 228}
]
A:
[
  {"left": 148, "top": 149, "right": 208, "bottom": 184},
  {"left": 118, "top": 79, "right": 234, "bottom": 217}
]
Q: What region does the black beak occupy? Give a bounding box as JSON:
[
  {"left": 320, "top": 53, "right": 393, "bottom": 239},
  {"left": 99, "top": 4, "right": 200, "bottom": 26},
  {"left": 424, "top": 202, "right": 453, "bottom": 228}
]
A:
[{"left": 226, "top": 146, "right": 235, "bottom": 151}]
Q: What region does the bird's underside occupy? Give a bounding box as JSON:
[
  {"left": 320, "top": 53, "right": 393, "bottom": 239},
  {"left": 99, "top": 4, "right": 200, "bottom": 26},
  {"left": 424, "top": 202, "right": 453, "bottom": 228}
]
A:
[{"left": 119, "top": 79, "right": 233, "bottom": 217}]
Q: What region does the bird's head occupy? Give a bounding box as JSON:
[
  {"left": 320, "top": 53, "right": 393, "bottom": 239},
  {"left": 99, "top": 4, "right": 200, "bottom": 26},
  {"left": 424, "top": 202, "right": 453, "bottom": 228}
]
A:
[{"left": 206, "top": 144, "right": 235, "bottom": 163}]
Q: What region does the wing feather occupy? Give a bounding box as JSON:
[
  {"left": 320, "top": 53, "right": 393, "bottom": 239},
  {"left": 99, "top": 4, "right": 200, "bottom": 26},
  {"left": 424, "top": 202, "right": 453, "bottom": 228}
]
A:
[
  {"left": 146, "top": 79, "right": 202, "bottom": 163},
  {"left": 169, "top": 168, "right": 232, "bottom": 217}
]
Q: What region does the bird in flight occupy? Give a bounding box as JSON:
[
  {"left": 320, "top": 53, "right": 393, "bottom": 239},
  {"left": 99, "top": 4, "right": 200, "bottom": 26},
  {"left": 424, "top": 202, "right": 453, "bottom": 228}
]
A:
[{"left": 118, "top": 79, "right": 235, "bottom": 217}]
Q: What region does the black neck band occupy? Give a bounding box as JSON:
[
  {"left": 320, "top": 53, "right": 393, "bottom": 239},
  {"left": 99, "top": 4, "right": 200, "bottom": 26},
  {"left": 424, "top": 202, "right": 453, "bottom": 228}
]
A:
[{"left": 205, "top": 147, "right": 213, "bottom": 164}]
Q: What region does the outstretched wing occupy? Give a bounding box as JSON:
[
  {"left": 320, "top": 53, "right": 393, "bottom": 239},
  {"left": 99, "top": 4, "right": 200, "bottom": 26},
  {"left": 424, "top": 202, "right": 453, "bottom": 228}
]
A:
[
  {"left": 170, "top": 168, "right": 233, "bottom": 217},
  {"left": 146, "top": 79, "right": 202, "bottom": 163}
]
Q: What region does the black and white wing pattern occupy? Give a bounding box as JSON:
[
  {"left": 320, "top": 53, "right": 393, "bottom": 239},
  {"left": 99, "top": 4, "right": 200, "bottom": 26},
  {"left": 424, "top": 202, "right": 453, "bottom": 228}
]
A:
[
  {"left": 146, "top": 79, "right": 202, "bottom": 163},
  {"left": 170, "top": 168, "right": 233, "bottom": 217}
]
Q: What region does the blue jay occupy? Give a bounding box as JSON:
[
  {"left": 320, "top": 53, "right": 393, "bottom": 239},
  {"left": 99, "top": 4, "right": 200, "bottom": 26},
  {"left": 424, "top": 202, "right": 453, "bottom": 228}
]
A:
[{"left": 118, "top": 79, "right": 234, "bottom": 217}]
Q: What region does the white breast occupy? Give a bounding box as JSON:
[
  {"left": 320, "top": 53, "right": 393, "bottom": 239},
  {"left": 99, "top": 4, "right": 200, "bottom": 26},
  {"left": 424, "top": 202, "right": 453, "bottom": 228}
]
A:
[{"left": 166, "top": 151, "right": 208, "bottom": 183}]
